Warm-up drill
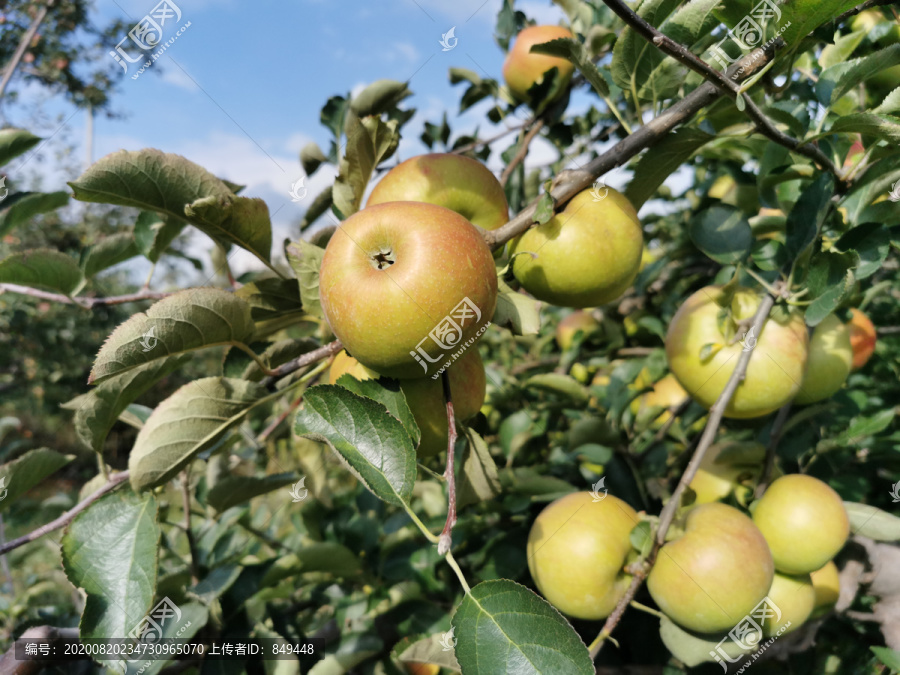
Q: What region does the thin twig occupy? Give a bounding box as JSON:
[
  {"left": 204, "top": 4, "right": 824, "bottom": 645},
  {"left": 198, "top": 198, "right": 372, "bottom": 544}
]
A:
[
  {"left": 437, "top": 371, "right": 458, "bottom": 556},
  {"left": 451, "top": 120, "right": 531, "bottom": 155},
  {"left": 755, "top": 402, "right": 791, "bottom": 498},
  {"left": 180, "top": 469, "right": 199, "bottom": 583},
  {"left": 499, "top": 119, "right": 546, "bottom": 187},
  {"left": 260, "top": 340, "right": 342, "bottom": 389},
  {"left": 0, "top": 471, "right": 129, "bottom": 556},
  {"left": 0, "top": 283, "right": 173, "bottom": 307},
  {"left": 832, "top": 0, "right": 896, "bottom": 26},
  {"left": 0, "top": 0, "right": 57, "bottom": 102}
]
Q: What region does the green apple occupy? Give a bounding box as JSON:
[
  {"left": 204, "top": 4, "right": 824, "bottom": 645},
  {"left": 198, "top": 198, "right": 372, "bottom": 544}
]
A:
[
  {"left": 688, "top": 442, "right": 772, "bottom": 507},
  {"left": 319, "top": 202, "right": 497, "bottom": 379},
  {"left": 763, "top": 572, "right": 816, "bottom": 636},
  {"left": 527, "top": 491, "right": 639, "bottom": 620},
  {"left": 665, "top": 286, "right": 809, "bottom": 419},
  {"left": 503, "top": 25, "right": 575, "bottom": 103},
  {"left": 329, "top": 349, "right": 485, "bottom": 457},
  {"left": 795, "top": 313, "right": 852, "bottom": 404},
  {"left": 810, "top": 560, "right": 841, "bottom": 618},
  {"left": 510, "top": 187, "right": 643, "bottom": 308},
  {"left": 648, "top": 503, "right": 774, "bottom": 634},
  {"left": 555, "top": 310, "right": 599, "bottom": 350},
  {"left": 752, "top": 474, "right": 850, "bottom": 574},
  {"left": 367, "top": 153, "right": 509, "bottom": 231}
]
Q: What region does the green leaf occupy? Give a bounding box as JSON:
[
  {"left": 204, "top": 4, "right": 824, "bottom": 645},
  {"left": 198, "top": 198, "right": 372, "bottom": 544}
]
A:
[
  {"left": 62, "top": 355, "right": 189, "bottom": 453},
  {"left": 206, "top": 473, "right": 299, "bottom": 512},
  {"left": 805, "top": 250, "right": 857, "bottom": 326},
  {"left": 525, "top": 373, "right": 591, "bottom": 403},
  {"left": 90, "top": 288, "right": 255, "bottom": 384},
  {"left": 751, "top": 238, "right": 788, "bottom": 272},
  {"left": 124, "top": 602, "right": 208, "bottom": 675},
  {"left": 873, "top": 86, "right": 900, "bottom": 115},
  {"left": 133, "top": 211, "right": 185, "bottom": 263},
  {"left": 659, "top": 615, "right": 752, "bottom": 667},
  {"left": 0, "top": 248, "right": 84, "bottom": 295},
  {"left": 820, "top": 28, "right": 868, "bottom": 69},
  {"left": 780, "top": 0, "right": 870, "bottom": 57},
  {"left": 451, "top": 579, "right": 594, "bottom": 675},
  {"left": 663, "top": 0, "right": 727, "bottom": 47},
  {"left": 458, "top": 429, "right": 501, "bottom": 509},
  {"left": 533, "top": 191, "right": 555, "bottom": 224},
  {"left": 61, "top": 492, "right": 159, "bottom": 642},
  {"left": 0, "top": 448, "right": 74, "bottom": 513},
  {"left": 240, "top": 338, "right": 318, "bottom": 381},
  {"left": 786, "top": 173, "right": 834, "bottom": 259},
  {"left": 300, "top": 187, "right": 335, "bottom": 232},
  {"left": 840, "top": 408, "right": 896, "bottom": 443},
  {"left": 81, "top": 233, "right": 139, "bottom": 277},
  {"left": 816, "top": 44, "right": 900, "bottom": 106},
  {"left": 294, "top": 385, "right": 416, "bottom": 506},
  {"left": 626, "top": 128, "right": 714, "bottom": 209},
  {"left": 335, "top": 375, "right": 421, "bottom": 448},
  {"left": 300, "top": 142, "right": 328, "bottom": 176},
  {"left": 128, "top": 377, "right": 270, "bottom": 491},
  {"left": 236, "top": 278, "right": 304, "bottom": 323},
  {"left": 333, "top": 117, "right": 400, "bottom": 218},
  {"left": 69, "top": 149, "right": 273, "bottom": 268},
  {"left": 0, "top": 191, "right": 69, "bottom": 237},
  {"left": 191, "top": 565, "right": 241, "bottom": 604},
  {"left": 688, "top": 205, "right": 753, "bottom": 264},
  {"left": 0, "top": 128, "right": 42, "bottom": 167},
  {"left": 494, "top": 278, "right": 540, "bottom": 336},
  {"left": 321, "top": 95, "right": 350, "bottom": 140},
  {"left": 871, "top": 647, "right": 900, "bottom": 671},
  {"left": 350, "top": 79, "right": 412, "bottom": 116},
  {"left": 814, "top": 113, "right": 900, "bottom": 144},
  {"left": 286, "top": 240, "right": 325, "bottom": 319},
  {"left": 845, "top": 502, "right": 900, "bottom": 542},
  {"left": 261, "top": 543, "right": 362, "bottom": 586},
  {"left": 611, "top": 0, "right": 681, "bottom": 100},
  {"left": 630, "top": 521, "right": 653, "bottom": 557},
  {"left": 835, "top": 222, "right": 891, "bottom": 280},
  {"left": 530, "top": 38, "right": 609, "bottom": 97}
]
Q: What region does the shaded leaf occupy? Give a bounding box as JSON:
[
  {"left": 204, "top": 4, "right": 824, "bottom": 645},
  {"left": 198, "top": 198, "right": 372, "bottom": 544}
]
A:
[
  {"left": 626, "top": 128, "right": 714, "bottom": 209},
  {"left": 805, "top": 250, "right": 857, "bottom": 326},
  {"left": 524, "top": 373, "right": 591, "bottom": 403},
  {"left": 0, "top": 191, "right": 69, "bottom": 237},
  {"left": 845, "top": 502, "right": 900, "bottom": 542},
  {"left": 816, "top": 44, "right": 900, "bottom": 106},
  {"left": 785, "top": 173, "right": 834, "bottom": 259},
  {"left": 133, "top": 211, "right": 185, "bottom": 263},
  {"left": 814, "top": 113, "right": 900, "bottom": 143},
  {"left": 286, "top": 240, "right": 325, "bottom": 318},
  {"left": 300, "top": 142, "right": 328, "bottom": 176},
  {"left": 494, "top": 278, "right": 540, "bottom": 335},
  {"left": 184, "top": 194, "right": 273, "bottom": 266},
  {"left": 0, "top": 448, "right": 74, "bottom": 513},
  {"left": 0, "top": 128, "right": 42, "bottom": 167},
  {"left": 81, "top": 233, "right": 139, "bottom": 278},
  {"left": 688, "top": 205, "right": 753, "bottom": 264},
  {"left": 530, "top": 38, "right": 609, "bottom": 97},
  {"left": 458, "top": 429, "right": 501, "bottom": 509},
  {"left": 206, "top": 473, "right": 299, "bottom": 512},
  {"left": 0, "top": 248, "right": 84, "bottom": 295},
  {"left": 333, "top": 117, "right": 400, "bottom": 218},
  {"left": 261, "top": 543, "right": 362, "bottom": 586},
  {"left": 350, "top": 79, "right": 412, "bottom": 117}
]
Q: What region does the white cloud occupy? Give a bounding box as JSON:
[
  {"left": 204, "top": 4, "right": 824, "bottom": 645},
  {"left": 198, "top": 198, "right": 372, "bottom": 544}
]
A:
[{"left": 159, "top": 64, "right": 200, "bottom": 91}]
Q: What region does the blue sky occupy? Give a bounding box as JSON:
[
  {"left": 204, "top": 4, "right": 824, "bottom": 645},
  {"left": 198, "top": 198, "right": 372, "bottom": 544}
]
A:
[{"left": 10, "top": 0, "right": 639, "bottom": 275}]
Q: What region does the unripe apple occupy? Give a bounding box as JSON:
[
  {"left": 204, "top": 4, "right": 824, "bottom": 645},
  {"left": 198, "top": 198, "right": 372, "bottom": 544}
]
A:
[
  {"left": 319, "top": 202, "right": 497, "bottom": 379},
  {"left": 630, "top": 371, "right": 689, "bottom": 428},
  {"left": 329, "top": 349, "right": 485, "bottom": 457},
  {"left": 527, "top": 491, "right": 638, "bottom": 620},
  {"left": 503, "top": 25, "right": 575, "bottom": 104},
  {"left": 555, "top": 310, "right": 599, "bottom": 350},
  {"left": 794, "top": 313, "right": 852, "bottom": 404},
  {"left": 510, "top": 188, "right": 643, "bottom": 308},
  {"left": 848, "top": 308, "right": 876, "bottom": 370},
  {"left": 810, "top": 560, "right": 841, "bottom": 618},
  {"left": 367, "top": 153, "right": 509, "bottom": 231},
  {"left": 763, "top": 572, "right": 815, "bottom": 636},
  {"left": 665, "top": 286, "right": 808, "bottom": 418},
  {"left": 404, "top": 663, "right": 440, "bottom": 675},
  {"left": 752, "top": 474, "right": 849, "bottom": 574},
  {"left": 647, "top": 503, "right": 774, "bottom": 634},
  {"left": 688, "top": 442, "right": 770, "bottom": 507}
]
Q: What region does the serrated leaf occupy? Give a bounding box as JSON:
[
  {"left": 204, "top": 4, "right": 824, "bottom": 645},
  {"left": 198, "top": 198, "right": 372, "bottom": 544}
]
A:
[
  {"left": 350, "top": 79, "right": 412, "bottom": 116},
  {"left": 494, "top": 278, "right": 540, "bottom": 335},
  {"left": 62, "top": 355, "right": 189, "bottom": 453},
  {"left": 845, "top": 502, "right": 900, "bottom": 542},
  {"left": 236, "top": 278, "right": 304, "bottom": 323},
  {"left": 780, "top": 0, "right": 871, "bottom": 58},
  {"left": 128, "top": 377, "right": 269, "bottom": 491},
  {"left": 786, "top": 173, "right": 834, "bottom": 259},
  {"left": 458, "top": 429, "right": 501, "bottom": 509},
  {"left": 333, "top": 117, "right": 400, "bottom": 218},
  {"left": 0, "top": 128, "right": 42, "bottom": 167},
  {"left": 335, "top": 375, "right": 421, "bottom": 447},
  {"left": 90, "top": 288, "right": 255, "bottom": 384},
  {"left": 0, "top": 248, "right": 84, "bottom": 295},
  {"left": 0, "top": 448, "right": 73, "bottom": 513},
  {"left": 81, "top": 233, "right": 139, "bottom": 278},
  {"left": 530, "top": 38, "right": 609, "bottom": 97},
  {"left": 300, "top": 142, "right": 328, "bottom": 176},
  {"left": 61, "top": 492, "right": 159, "bottom": 642},
  {"left": 626, "top": 128, "right": 714, "bottom": 209},
  {"left": 835, "top": 222, "right": 891, "bottom": 280},
  {"left": 69, "top": 149, "right": 272, "bottom": 268},
  {"left": 663, "top": 0, "right": 726, "bottom": 47},
  {"left": 0, "top": 191, "right": 69, "bottom": 237},
  {"left": 873, "top": 86, "right": 900, "bottom": 115},
  {"left": 294, "top": 385, "right": 416, "bottom": 505},
  {"left": 261, "top": 543, "right": 362, "bottom": 587},
  {"left": 451, "top": 579, "right": 593, "bottom": 675},
  {"left": 816, "top": 44, "right": 900, "bottom": 106},
  {"left": 206, "top": 473, "right": 299, "bottom": 512},
  {"left": 813, "top": 113, "right": 900, "bottom": 144},
  {"left": 524, "top": 373, "right": 591, "bottom": 403},
  {"left": 133, "top": 211, "right": 185, "bottom": 263},
  {"left": 286, "top": 239, "right": 325, "bottom": 318},
  {"left": 820, "top": 28, "right": 868, "bottom": 69},
  {"left": 805, "top": 250, "right": 857, "bottom": 326},
  {"left": 688, "top": 205, "right": 753, "bottom": 264},
  {"left": 611, "top": 0, "right": 682, "bottom": 100}
]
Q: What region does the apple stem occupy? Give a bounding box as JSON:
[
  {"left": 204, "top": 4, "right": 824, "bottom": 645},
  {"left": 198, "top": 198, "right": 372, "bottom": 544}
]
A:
[{"left": 438, "top": 371, "right": 458, "bottom": 556}]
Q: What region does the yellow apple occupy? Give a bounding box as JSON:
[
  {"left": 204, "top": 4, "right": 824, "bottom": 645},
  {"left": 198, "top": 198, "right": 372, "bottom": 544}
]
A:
[
  {"left": 527, "top": 491, "right": 639, "bottom": 620},
  {"left": 630, "top": 371, "right": 689, "bottom": 428},
  {"left": 510, "top": 187, "right": 643, "bottom": 308},
  {"left": 763, "top": 572, "right": 816, "bottom": 636},
  {"left": 810, "top": 560, "right": 841, "bottom": 618},
  {"left": 503, "top": 25, "right": 575, "bottom": 103},
  {"left": 795, "top": 313, "right": 852, "bottom": 404},
  {"left": 555, "top": 310, "right": 599, "bottom": 350},
  {"left": 688, "top": 442, "right": 769, "bottom": 507},
  {"left": 665, "top": 286, "right": 809, "bottom": 419}
]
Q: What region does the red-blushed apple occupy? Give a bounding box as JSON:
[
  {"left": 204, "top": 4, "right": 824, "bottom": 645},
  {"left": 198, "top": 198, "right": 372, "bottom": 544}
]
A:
[
  {"left": 329, "top": 349, "right": 485, "bottom": 457},
  {"left": 849, "top": 308, "right": 876, "bottom": 370},
  {"left": 527, "top": 491, "right": 639, "bottom": 620},
  {"left": 367, "top": 154, "right": 509, "bottom": 231},
  {"left": 503, "top": 25, "right": 575, "bottom": 103},
  {"left": 319, "top": 202, "right": 497, "bottom": 379},
  {"left": 647, "top": 503, "right": 774, "bottom": 634},
  {"left": 403, "top": 663, "right": 439, "bottom": 675},
  {"left": 510, "top": 187, "right": 643, "bottom": 308},
  {"left": 795, "top": 313, "right": 852, "bottom": 404},
  {"left": 810, "top": 560, "right": 841, "bottom": 618},
  {"left": 665, "top": 286, "right": 808, "bottom": 419},
  {"left": 762, "top": 572, "right": 816, "bottom": 636},
  {"left": 555, "top": 310, "right": 599, "bottom": 350},
  {"left": 752, "top": 474, "right": 850, "bottom": 574}
]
